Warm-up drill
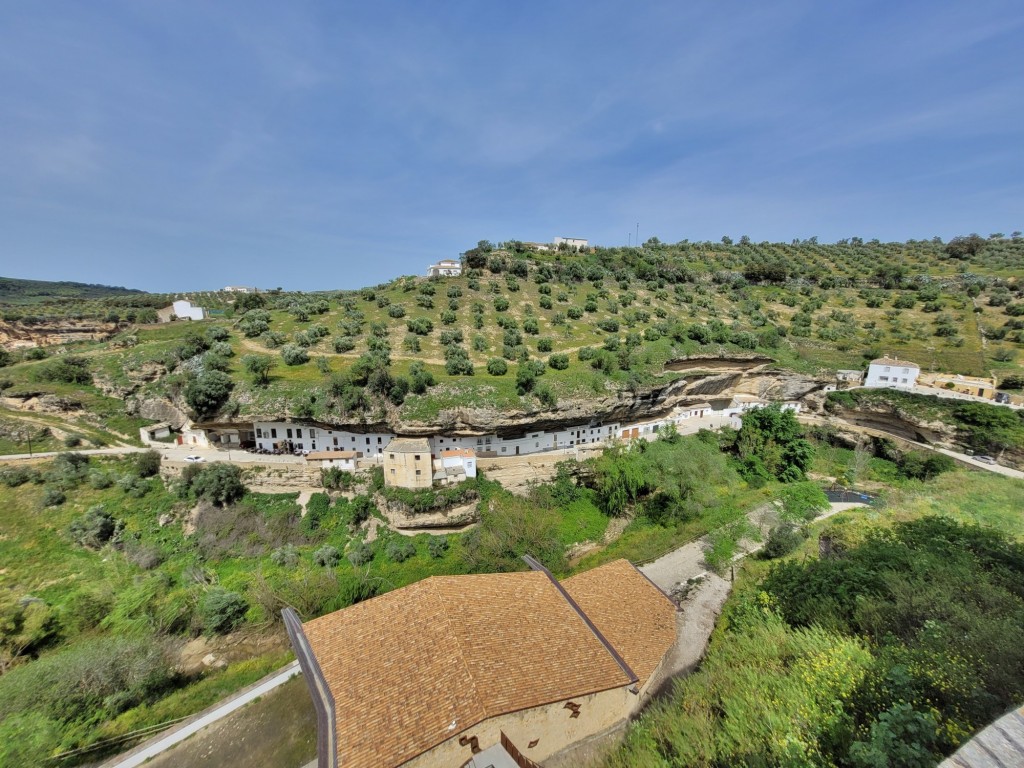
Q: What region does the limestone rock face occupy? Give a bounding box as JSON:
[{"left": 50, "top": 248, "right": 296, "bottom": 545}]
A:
[{"left": 131, "top": 397, "right": 189, "bottom": 430}]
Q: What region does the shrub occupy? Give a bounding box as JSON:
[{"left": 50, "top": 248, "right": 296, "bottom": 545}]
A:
[
  {"left": 42, "top": 487, "right": 65, "bottom": 507},
  {"left": 333, "top": 336, "right": 357, "bottom": 353},
  {"left": 577, "top": 346, "right": 596, "bottom": 361},
  {"left": 494, "top": 297, "right": 510, "bottom": 312},
  {"left": 487, "top": 358, "right": 508, "bottom": 376},
  {"left": 428, "top": 536, "right": 450, "bottom": 559},
  {"left": 280, "top": 344, "right": 310, "bottom": 366},
  {"left": 548, "top": 353, "right": 569, "bottom": 370},
  {"left": 597, "top": 318, "right": 620, "bottom": 333},
  {"left": 68, "top": 505, "right": 118, "bottom": 548},
  {"left": 135, "top": 450, "right": 162, "bottom": 477},
  {"left": 385, "top": 539, "right": 416, "bottom": 563},
  {"left": 762, "top": 523, "right": 806, "bottom": 559},
  {"left": 270, "top": 544, "right": 300, "bottom": 567},
  {"left": 189, "top": 463, "right": 246, "bottom": 506},
  {"left": 566, "top": 305, "right": 584, "bottom": 319},
  {"left": 314, "top": 545, "right": 341, "bottom": 567},
  {"left": 184, "top": 370, "right": 234, "bottom": 419},
  {"left": 0, "top": 466, "right": 37, "bottom": 487},
  {"left": 537, "top": 337, "right": 553, "bottom": 352},
  {"left": 34, "top": 356, "right": 91, "bottom": 385},
  {"left": 406, "top": 317, "right": 433, "bottom": 336},
  {"left": 347, "top": 542, "right": 373, "bottom": 566},
  {"left": 200, "top": 589, "right": 248, "bottom": 635}
]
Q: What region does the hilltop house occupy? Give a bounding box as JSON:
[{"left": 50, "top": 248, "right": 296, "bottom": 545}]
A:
[
  {"left": 865, "top": 356, "right": 920, "bottom": 390},
  {"left": 284, "top": 557, "right": 677, "bottom": 768},
  {"left": 427, "top": 259, "right": 463, "bottom": 277},
  {"left": 157, "top": 299, "right": 206, "bottom": 323},
  {"left": 554, "top": 236, "right": 588, "bottom": 250},
  {"left": 383, "top": 438, "right": 432, "bottom": 489}
]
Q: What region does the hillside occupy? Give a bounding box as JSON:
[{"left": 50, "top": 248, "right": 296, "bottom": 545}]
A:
[
  {"left": 0, "top": 276, "right": 146, "bottom": 304},
  {"left": 0, "top": 236, "right": 1022, "bottom": 445}
]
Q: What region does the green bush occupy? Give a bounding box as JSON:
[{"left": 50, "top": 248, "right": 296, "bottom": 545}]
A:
[
  {"left": 487, "top": 358, "right": 508, "bottom": 376},
  {"left": 184, "top": 370, "right": 234, "bottom": 419},
  {"left": 270, "top": 544, "right": 300, "bottom": 567},
  {"left": 548, "top": 353, "right": 569, "bottom": 370},
  {"left": 762, "top": 523, "right": 806, "bottom": 559},
  {"left": 42, "top": 487, "right": 66, "bottom": 507},
  {"left": 347, "top": 542, "right": 373, "bottom": 566},
  {"left": 135, "top": 450, "right": 162, "bottom": 478},
  {"left": 280, "top": 344, "right": 310, "bottom": 366},
  {"left": 200, "top": 589, "right": 248, "bottom": 635},
  {"left": 33, "top": 355, "right": 91, "bottom": 385},
  {"left": 385, "top": 539, "right": 416, "bottom": 563},
  {"left": 314, "top": 545, "right": 341, "bottom": 567},
  {"left": 189, "top": 463, "right": 246, "bottom": 506},
  {"left": 0, "top": 466, "right": 37, "bottom": 487},
  {"left": 68, "top": 504, "right": 119, "bottom": 548},
  {"left": 428, "top": 536, "right": 450, "bottom": 559}
]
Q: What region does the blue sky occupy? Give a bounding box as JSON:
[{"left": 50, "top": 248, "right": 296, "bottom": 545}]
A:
[{"left": 1, "top": 1, "right": 1021, "bottom": 292}]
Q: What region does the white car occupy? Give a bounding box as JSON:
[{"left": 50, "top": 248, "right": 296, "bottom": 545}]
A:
[
  {"left": 975, "top": 455, "right": 996, "bottom": 465},
  {"left": 184, "top": 455, "right": 205, "bottom": 463}
]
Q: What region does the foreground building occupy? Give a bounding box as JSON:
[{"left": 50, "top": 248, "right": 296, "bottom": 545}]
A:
[
  {"left": 865, "top": 356, "right": 920, "bottom": 389},
  {"left": 284, "top": 558, "right": 677, "bottom": 768}
]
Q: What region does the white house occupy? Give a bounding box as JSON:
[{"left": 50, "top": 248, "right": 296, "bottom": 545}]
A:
[
  {"left": 305, "top": 450, "right": 361, "bottom": 471},
  {"left": 222, "top": 285, "right": 254, "bottom": 293},
  {"left": 158, "top": 299, "right": 206, "bottom": 322},
  {"left": 253, "top": 422, "right": 394, "bottom": 456},
  {"left": 440, "top": 448, "right": 477, "bottom": 479},
  {"left": 865, "top": 356, "right": 920, "bottom": 390},
  {"left": 427, "top": 259, "right": 463, "bottom": 277},
  {"left": 554, "top": 236, "right": 589, "bottom": 250}
]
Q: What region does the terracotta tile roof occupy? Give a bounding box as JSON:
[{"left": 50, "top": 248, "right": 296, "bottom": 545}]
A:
[
  {"left": 300, "top": 561, "right": 668, "bottom": 768},
  {"left": 562, "top": 560, "right": 677, "bottom": 688},
  {"left": 305, "top": 450, "right": 359, "bottom": 461},
  {"left": 384, "top": 437, "right": 431, "bottom": 454},
  {"left": 441, "top": 448, "right": 476, "bottom": 458},
  {"left": 870, "top": 356, "right": 920, "bottom": 368}
]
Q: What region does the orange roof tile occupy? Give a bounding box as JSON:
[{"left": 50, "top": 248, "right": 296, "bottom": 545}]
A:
[
  {"left": 440, "top": 448, "right": 476, "bottom": 458},
  {"left": 300, "top": 562, "right": 667, "bottom": 768},
  {"left": 562, "top": 560, "right": 677, "bottom": 687}
]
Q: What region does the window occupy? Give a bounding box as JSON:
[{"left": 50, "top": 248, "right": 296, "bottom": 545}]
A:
[
  {"left": 501, "top": 447, "right": 507, "bottom": 453},
  {"left": 389, "top": 454, "right": 395, "bottom": 460},
  {"left": 879, "top": 376, "right": 889, "bottom": 382},
  {"left": 414, "top": 455, "right": 421, "bottom": 461},
  {"left": 311, "top": 443, "right": 316, "bottom": 450},
  {"left": 256, "top": 428, "right": 263, "bottom": 438},
  {"left": 390, "top": 468, "right": 395, "bottom": 475},
  {"left": 287, "top": 428, "right": 293, "bottom": 438},
  {"left": 377, "top": 437, "right": 382, "bottom": 444},
  {"left": 333, "top": 437, "right": 338, "bottom": 447},
  {"left": 271, "top": 428, "right": 277, "bottom": 438},
  {"left": 415, "top": 469, "right": 421, "bottom": 476},
  {"left": 296, "top": 428, "right": 302, "bottom": 438},
  {"left": 366, "top": 438, "right": 370, "bottom": 445}
]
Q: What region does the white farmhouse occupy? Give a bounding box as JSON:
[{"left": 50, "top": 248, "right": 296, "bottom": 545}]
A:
[
  {"left": 554, "top": 236, "right": 589, "bottom": 250},
  {"left": 305, "top": 450, "right": 361, "bottom": 471},
  {"left": 158, "top": 299, "right": 206, "bottom": 322},
  {"left": 865, "top": 356, "right": 920, "bottom": 390},
  {"left": 427, "top": 259, "right": 463, "bottom": 277}
]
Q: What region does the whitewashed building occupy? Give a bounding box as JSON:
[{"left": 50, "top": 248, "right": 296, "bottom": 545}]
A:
[
  {"left": 554, "top": 236, "right": 589, "bottom": 250},
  {"left": 305, "top": 450, "right": 361, "bottom": 471},
  {"left": 865, "top": 356, "right": 920, "bottom": 390},
  {"left": 253, "top": 422, "right": 394, "bottom": 456},
  {"left": 171, "top": 299, "right": 205, "bottom": 321},
  {"left": 427, "top": 259, "right": 463, "bottom": 277}
]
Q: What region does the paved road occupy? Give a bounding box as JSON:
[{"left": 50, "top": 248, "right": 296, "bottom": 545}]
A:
[
  {"left": 102, "top": 661, "right": 301, "bottom": 768},
  {"left": 799, "top": 414, "right": 1024, "bottom": 480},
  {"left": 0, "top": 446, "right": 148, "bottom": 461}
]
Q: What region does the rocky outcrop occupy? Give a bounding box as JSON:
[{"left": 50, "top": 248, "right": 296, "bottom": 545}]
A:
[
  {"left": 824, "top": 402, "right": 959, "bottom": 445},
  {"left": 129, "top": 396, "right": 189, "bottom": 429},
  {"left": 377, "top": 497, "right": 480, "bottom": 530},
  {"left": 0, "top": 318, "right": 119, "bottom": 350}
]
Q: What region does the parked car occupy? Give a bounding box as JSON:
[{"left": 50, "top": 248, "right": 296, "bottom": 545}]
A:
[
  {"left": 184, "top": 455, "right": 205, "bottom": 463},
  {"left": 975, "top": 455, "right": 996, "bottom": 465}
]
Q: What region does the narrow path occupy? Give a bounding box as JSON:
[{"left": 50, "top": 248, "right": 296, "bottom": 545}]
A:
[
  {"left": 0, "top": 445, "right": 148, "bottom": 461},
  {"left": 102, "top": 661, "right": 301, "bottom": 768}
]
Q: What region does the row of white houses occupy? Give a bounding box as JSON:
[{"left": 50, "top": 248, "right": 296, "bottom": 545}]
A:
[{"left": 177, "top": 397, "right": 800, "bottom": 459}]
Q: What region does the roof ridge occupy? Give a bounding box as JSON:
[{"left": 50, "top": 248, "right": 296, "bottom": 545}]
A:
[
  {"left": 522, "top": 556, "right": 638, "bottom": 690},
  {"left": 427, "top": 576, "right": 489, "bottom": 726}
]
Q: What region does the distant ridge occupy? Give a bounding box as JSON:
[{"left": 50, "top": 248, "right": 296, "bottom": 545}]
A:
[{"left": 0, "top": 276, "right": 146, "bottom": 302}]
